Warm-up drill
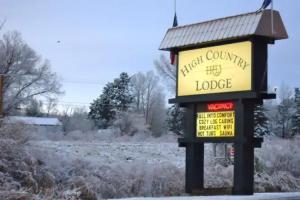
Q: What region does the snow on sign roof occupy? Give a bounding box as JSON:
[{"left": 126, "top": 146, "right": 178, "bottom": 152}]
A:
[
  {"left": 5, "top": 116, "right": 62, "bottom": 126},
  {"left": 159, "top": 10, "right": 288, "bottom": 51}
]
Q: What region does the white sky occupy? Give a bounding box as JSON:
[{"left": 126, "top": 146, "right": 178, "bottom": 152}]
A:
[{"left": 0, "top": 0, "right": 299, "bottom": 110}]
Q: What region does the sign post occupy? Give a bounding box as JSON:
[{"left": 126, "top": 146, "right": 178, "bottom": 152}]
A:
[{"left": 160, "top": 10, "right": 288, "bottom": 195}]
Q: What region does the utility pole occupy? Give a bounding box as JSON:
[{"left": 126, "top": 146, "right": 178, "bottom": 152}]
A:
[{"left": 0, "top": 74, "right": 4, "bottom": 117}]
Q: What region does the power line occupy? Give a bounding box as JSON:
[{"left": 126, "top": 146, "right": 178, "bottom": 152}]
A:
[
  {"left": 41, "top": 100, "right": 90, "bottom": 105},
  {"left": 62, "top": 80, "right": 105, "bottom": 85},
  {"left": 61, "top": 77, "right": 108, "bottom": 85}
]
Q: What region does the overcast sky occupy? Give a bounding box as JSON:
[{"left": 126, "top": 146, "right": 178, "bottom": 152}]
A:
[{"left": 0, "top": 0, "right": 299, "bottom": 109}]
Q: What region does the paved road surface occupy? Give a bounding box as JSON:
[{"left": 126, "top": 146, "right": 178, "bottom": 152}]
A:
[{"left": 116, "top": 192, "right": 300, "bottom": 200}]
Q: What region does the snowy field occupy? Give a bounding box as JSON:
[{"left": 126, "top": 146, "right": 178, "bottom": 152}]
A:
[
  {"left": 0, "top": 134, "right": 297, "bottom": 199},
  {"left": 26, "top": 140, "right": 186, "bottom": 169}
]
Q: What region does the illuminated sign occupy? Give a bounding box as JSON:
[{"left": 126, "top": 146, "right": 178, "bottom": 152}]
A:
[
  {"left": 207, "top": 102, "right": 234, "bottom": 111},
  {"left": 178, "top": 41, "right": 252, "bottom": 96},
  {"left": 196, "top": 111, "right": 235, "bottom": 137}
]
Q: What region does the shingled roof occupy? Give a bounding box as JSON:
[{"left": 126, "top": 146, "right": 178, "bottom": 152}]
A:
[{"left": 159, "top": 10, "right": 288, "bottom": 51}]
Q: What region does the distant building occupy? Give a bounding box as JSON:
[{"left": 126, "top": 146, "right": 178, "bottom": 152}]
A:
[{"left": 4, "top": 116, "right": 63, "bottom": 132}]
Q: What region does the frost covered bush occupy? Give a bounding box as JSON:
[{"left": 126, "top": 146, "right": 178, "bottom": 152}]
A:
[
  {"left": 203, "top": 139, "right": 300, "bottom": 191},
  {"left": 255, "top": 171, "right": 300, "bottom": 192},
  {"left": 0, "top": 123, "right": 59, "bottom": 199},
  {"left": 254, "top": 136, "right": 300, "bottom": 192},
  {"left": 203, "top": 144, "right": 234, "bottom": 188},
  {"left": 0, "top": 122, "right": 30, "bottom": 144},
  {"left": 204, "top": 164, "right": 233, "bottom": 188},
  {"left": 27, "top": 146, "right": 184, "bottom": 199},
  {"left": 256, "top": 136, "right": 300, "bottom": 177},
  {"left": 0, "top": 139, "right": 57, "bottom": 199},
  {"left": 63, "top": 110, "right": 95, "bottom": 132},
  {"left": 2, "top": 125, "right": 300, "bottom": 199},
  {"left": 112, "top": 112, "right": 150, "bottom": 136}
]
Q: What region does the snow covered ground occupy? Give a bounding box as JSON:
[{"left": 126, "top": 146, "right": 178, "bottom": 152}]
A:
[
  {"left": 21, "top": 137, "right": 300, "bottom": 199},
  {"left": 26, "top": 140, "right": 186, "bottom": 169}
]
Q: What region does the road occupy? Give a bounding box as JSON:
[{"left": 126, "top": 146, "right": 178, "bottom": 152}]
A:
[{"left": 116, "top": 192, "right": 300, "bottom": 200}]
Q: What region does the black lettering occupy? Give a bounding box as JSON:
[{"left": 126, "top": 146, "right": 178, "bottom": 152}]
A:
[
  {"left": 206, "top": 50, "right": 213, "bottom": 60},
  {"left": 181, "top": 65, "right": 190, "bottom": 77},
  {"left": 237, "top": 58, "right": 244, "bottom": 68},
  {"left": 218, "top": 79, "right": 225, "bottom": 89},
  {"left": 196, "top": 81, "right": 200, "bottom": 91},
  {"left": 220, "top": 51, "right": 226, "bottom": 60},
  {"left": 213, "top": 51, "right": 219, "bottom": 60},
  {"left": 192, "top": 60, "right": 198, "bottom": 68},
  {"left": 211, "top": 80, "right": 218, "bottom": 89},
  {"left": 226, "top": 78, "right": 232, "bottom": 88},
  {"left": 232, "top": 54, "right": 238, "bottom": 64},
  {"left": 202, "top": 81, "right": 209, "bottom": 90},
  {"left": 242, "top": 62, "right": 249, "bottom": 70},
  {"left": 195, "top": 79, "right": 233, "bottom": 91},
  {"left": 196, "top": 56, "right": 204, "bottom": 64}
]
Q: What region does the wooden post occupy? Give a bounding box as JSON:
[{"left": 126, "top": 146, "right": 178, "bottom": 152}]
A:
[
  {"left": 185, "top": 143, "right": 204, "bottom": 193},
  {"left": 233, "top": 99, "right": 255, "bottom": 195},
  {"left": 181, "top": 103, "right": 204, "bottom": 193},
  {"left": 0, "top": 75, "right": 4, "bottom": 117}
]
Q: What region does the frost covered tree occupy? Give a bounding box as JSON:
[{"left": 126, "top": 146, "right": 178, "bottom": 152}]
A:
[
  {"left": 154, "top": 55, "right": 185, "bottom": 136},
  {"left": 25, "top": 98, "right": 44, "bottom": 117},
  {"left": 0, "top": 31, "right": 62, "bottom": 115},
  {"left": 130, "top": 72, "right": 146, "bottom": 113},
  {"left": 112, "top": 72, "right": 133, "bottom": 111},
  {"left": 63, "top": 107, "right": 95, "bottom": 132},
  {"left": 291, "top": 88, "right": 300, "bottom": 136},
  {"left": 89, "top": 82, "right": 115, "bottom": 128},
  {"left": 131, "top": 71, "right": 163, "bottom": 123},
  {"left": 254, "top": 104, "right": 269, "bottom": 137},
  {"left": 130, "top": 71, "right": 166, "bottom": 136},
  {"left": 166, "top": 104, "right": 184, "bottom": 136},
  {"left": 154, "top": 54, "right": 176, "bottom": 91},
  {"left": 89, "top": 72, "right": 133, "bottom": 128},
  {"left": 275, "top": 83, "right": 295, "bottom": 138},
  {"left": 45, "top": 98, "right": 58, "bottom": 117},
  {"left": 149, "top": 89, "right": 166, "bottom": 137}
]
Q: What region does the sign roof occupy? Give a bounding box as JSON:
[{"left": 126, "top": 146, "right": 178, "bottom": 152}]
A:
[{"left": 160, "top": 10, "right": 288, "bottom": 51}]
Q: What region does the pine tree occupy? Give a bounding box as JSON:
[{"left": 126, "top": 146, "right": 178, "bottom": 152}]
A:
[
  {"left": 276, "top": 98, "right": 294, "bottom": 138},
  {"left": 88, "top": 72, "right": 133, "bottom": 128},
  {"left": 112, "top": 72, "right": 133, "bottom": 111},
  {"left": 291, "top": 88, "right": 300, "bottom": 136},
  {"left": 254, "top": 104, "right": 269, "bottom": 137},
  {"left": 88, "top": 83, "right": 115, "bottom": 128},
  {"left": 166, "top": 104, "right": 184, "bottom": 136},
  {"left": 275, "top": 83, "right": 295, "bottom": 138}
]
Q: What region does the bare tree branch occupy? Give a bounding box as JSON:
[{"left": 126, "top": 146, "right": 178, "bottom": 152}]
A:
[
  {"left": 0, "top": 31, "right": 63, "bottom": 115},
  {"left": 154, "top": 54, "right": 176, "bottom": 91},
  {"left": 0, "top": 18, "right": 6, "bottom": 30}
]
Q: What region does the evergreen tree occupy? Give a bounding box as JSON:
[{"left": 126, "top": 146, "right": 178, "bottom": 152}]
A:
[
  {"left": 291, "top": 88, "right": 300, "bottom": 136},
  {"left": 112, "top": 72, "right": 133, "bottom": 111},
  {"left": 254, "top": 104, "right": 269, "bottom": 137},
  {"left": 275, "top": 83, "right": 295, "bottom": 138},
  {"left": 88, "top": 83, "right": 115, "bottom": 128},
  {"left": 88, "top": 72, "right": 133, "bottom": 128},
  {"left": 166, "top": 104, "right": 184, "bottom": 136},
  {"left": 276, "top": 98, "right": 294, "bottom": 138}
]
